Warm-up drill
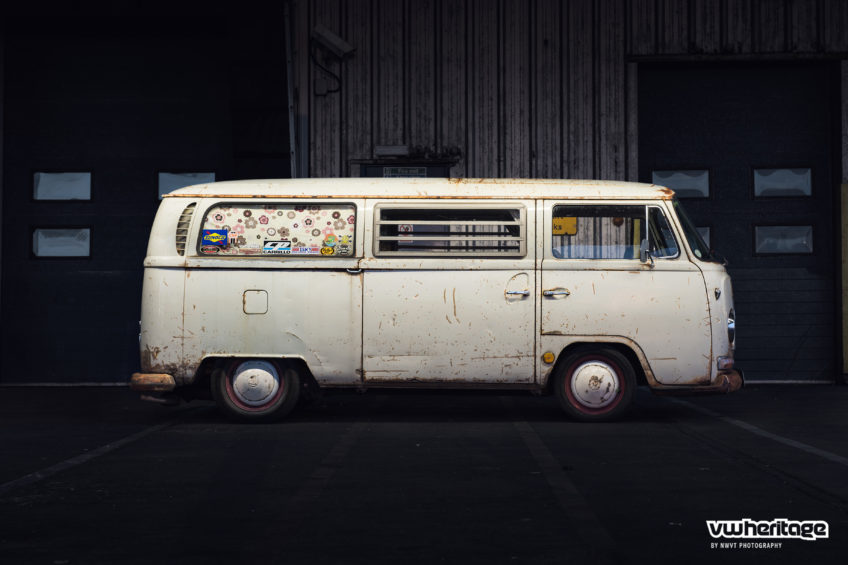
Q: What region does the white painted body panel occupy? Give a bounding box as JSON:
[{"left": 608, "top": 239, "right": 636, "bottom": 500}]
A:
[
  {"left": 181, "top": 268, "right": 362, "bottom": 385},
  {"left": 363, "top": 269, "right": 535, "bottom": 383},
  {"left": 139, "top": 267, "right": 186, "bottom": 378},
  {"left": 700, "top": 263, "right": 736, "bottom": 382},
  {"left": 139, "top": 198, "right": 189, "bottom": 378},
  {"left": 540, "top": 263, "right": 711, "bottom": 384}
]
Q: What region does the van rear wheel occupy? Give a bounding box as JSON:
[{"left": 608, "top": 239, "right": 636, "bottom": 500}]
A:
[
  {"left": 212, "top": 359, "right": 300, "bottom": 422},
  {"left": 553, "top": 347, "right": 634, "bottom": 422}
]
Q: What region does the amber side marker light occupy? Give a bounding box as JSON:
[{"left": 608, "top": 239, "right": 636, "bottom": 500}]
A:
[{"left": 542, "top": 352, "right": 555, "bottom": 364}]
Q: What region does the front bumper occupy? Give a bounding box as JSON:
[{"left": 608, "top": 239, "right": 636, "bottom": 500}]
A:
[
  {"left": 652, "top": 369, "right": 744, "bottom": 396},
  {"left": 130, "top": 373, "right": 176, "bottom": 392}
]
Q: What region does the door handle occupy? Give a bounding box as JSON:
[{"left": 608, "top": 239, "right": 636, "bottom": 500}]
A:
[
  {"left": 346, "top": 268, "right": 362, "bottom": 274},
  {"left": 505, "top": 290, "right": 530, "bottom": 296},
  {"left": 543, "top": 288, "right": 570, "bottom": 297}
]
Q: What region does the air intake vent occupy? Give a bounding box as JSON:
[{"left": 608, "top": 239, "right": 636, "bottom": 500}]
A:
[{"left": 175, "top": 202, "right": 197, "bottom": 256}]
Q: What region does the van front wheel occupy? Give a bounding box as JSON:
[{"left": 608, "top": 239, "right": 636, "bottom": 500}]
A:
[
  {"left": 212, "top": 359, "right": 300, "bottom": 422},
  {"left": 553, "top": 348, "right": 634, "bottom": 422}
]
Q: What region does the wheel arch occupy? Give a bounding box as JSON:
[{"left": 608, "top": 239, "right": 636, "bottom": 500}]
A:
[
  {"left": 191, "top": 355, "right": 319, "bottom": 397},
  {"left": 543, "top": 339, "right": 653, "bottom": 394}
]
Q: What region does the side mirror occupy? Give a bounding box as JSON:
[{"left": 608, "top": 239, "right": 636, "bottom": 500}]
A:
[{"left": 639, "top": 238, "right": 653, "bottom": 264}]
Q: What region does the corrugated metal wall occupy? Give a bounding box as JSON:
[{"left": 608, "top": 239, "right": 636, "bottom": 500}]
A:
[{"left": 294, "top": 0, "right": 847, "bottom": 180}]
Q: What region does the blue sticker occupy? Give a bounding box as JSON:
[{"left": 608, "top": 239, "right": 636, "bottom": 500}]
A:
[{"left": 201, "top": 229, "right": 228, "bottom": 246}]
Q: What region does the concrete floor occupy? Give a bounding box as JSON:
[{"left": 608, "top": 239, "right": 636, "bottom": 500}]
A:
[{"left": 1, "top": 384, "right": 847, "bottom": 564}]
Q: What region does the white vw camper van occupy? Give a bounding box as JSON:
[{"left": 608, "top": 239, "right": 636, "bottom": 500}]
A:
[{"left": 131, "top": 178, "right": 742, "bottom": 422}]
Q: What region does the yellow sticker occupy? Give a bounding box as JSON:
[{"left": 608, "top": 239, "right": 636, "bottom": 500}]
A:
[{"left": 552, "top": 217, "right": 577, "bottom": 236}]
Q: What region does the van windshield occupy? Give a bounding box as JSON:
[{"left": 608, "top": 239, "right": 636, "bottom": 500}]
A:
[{"left": 672, "top": 199, "right": 717, "bottom": 262}]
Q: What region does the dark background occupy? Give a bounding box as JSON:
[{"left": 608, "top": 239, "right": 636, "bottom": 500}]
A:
[
  {"left": 2, "top": 0, "right": 847, "bottom": 385},
  {"left": 1, "top": 3, "right": 292, "bottom": 381}
]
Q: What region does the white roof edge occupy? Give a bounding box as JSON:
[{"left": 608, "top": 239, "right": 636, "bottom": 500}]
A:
[{"left": 162, "top": 178, "right": 674, "bottom": 200}]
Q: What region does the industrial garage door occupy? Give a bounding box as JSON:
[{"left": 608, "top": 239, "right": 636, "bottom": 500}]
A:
[
  {"left": 0, "top": 26, "right": 238, "bottom": 383},
  {"left": 639, "top": 62, "right": 839, "bottom": 382}
]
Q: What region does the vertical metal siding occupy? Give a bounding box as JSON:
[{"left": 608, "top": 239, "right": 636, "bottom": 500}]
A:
[
  {"left": 657, "top": 0, "right": 689, "bottom": 54},
  {"left": 843, "top": 61, "right": 848, "bottom": 184},
  {"left": 502, "top": 0, "right": 531, "bottom": 179},
  {"left": 300, "top": 0, "right": 848, "bottom": 180},
  {"left": 469, "top": 0, "right": 500, "bottom": 177},
  {"left": 438, "top": 0, "right": 468, "bottom": 177},
  {"left": 533, "top": 0, "right": 563, "bottom": 178},
  {"left": 408, "top": 0, "right": 437, "bottom": 156},
  {"left": 376, "top": 0, "right": 405, "bottom": 149},
  {"left": 566, "top": 0, "right": 595, "bottom": 179},
  {"left": 310, "top": 0, "right": 342, "bottom": 177},
  {"left": 692, "top": 0, "right": 722, "bottom": 54},
  {"left": 789, "top": 0, "right": 820, "bottom": 53},
  {"left": 597, "top": 0, "right": 626, "bottom": 180},
  {"left": 723, "top": 0, "right": 754, "bottom": 53},
  {"left": 753, "top": 0, "right": 788, "bottom": 53},
  {"left": 343, "top": 0, "right": 374, "bottom": 172},
  {"left": 823, "top": 0, "right": 848, "bottom": 53},
  {"left": 628, "top": 0, "right": 657, "bottom": 56}
]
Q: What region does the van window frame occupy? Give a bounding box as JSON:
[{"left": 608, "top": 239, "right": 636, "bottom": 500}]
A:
[
  {"left": 372, "top": 202, "right": 527, "bottom": 258},
  {"left": 548, "top": 203, "right": 681, "bottom": 261},
  {"left": 646, "top": 205, "right": 681, "bottom": 260},
  {"left": 194, "top": 200, "right": 358, "bottom": 258}
]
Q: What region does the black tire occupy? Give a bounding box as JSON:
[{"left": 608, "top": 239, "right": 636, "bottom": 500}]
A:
[
  {"left": 212, "top": 359, "right": 300, "bottom": 422},
  {"left": 553, "top": 347, "right": 635, "bottom": 422}
]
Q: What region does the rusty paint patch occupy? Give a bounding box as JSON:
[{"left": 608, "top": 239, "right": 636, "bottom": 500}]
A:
[
  {"left": 452, "top": 288, "right": 458, "bottom": 321},
  {"left": 130, "top": 372, "right": 176, "bottom": 392},
  {"left": 652, "top": 370, "right": 741, "bottom": 395}
]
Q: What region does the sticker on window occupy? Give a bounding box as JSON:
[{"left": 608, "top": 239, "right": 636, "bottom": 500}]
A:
[
  {"left": 263, "top": 240, "right": 292, "bottom": 254},
  {"left": 552, "top": 217, "right": 577, "bottom": 236},
  {"left": 199, "top": 203, "right": 356, "bottom": 257},
  {"left": 201, "top": 229, "right": 228, "bottom": 246}
]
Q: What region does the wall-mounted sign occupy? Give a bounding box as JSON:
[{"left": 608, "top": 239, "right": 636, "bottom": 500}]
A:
[{"left": 383, "top": 167, "right": 428, "bottom": 178}]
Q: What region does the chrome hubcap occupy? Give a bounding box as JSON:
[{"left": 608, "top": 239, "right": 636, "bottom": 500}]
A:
[
  {"left": 231, "top": 361, "right": 281, "bottom": 406},
  {"left": 570, "top": 360, "right": 620, "bottom": 408}
]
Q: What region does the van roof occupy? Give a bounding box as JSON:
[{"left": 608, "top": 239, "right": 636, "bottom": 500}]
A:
[{"left": 163, "top": 178, "right": 674, "bottom": 200}]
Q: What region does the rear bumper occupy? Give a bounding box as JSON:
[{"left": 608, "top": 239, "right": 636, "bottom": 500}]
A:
[
  {"left": 652, "top": 369, "right": 744, "bottom": 396},
  {"left": 130, "top": 373, "right": 176, "bottom": 392}
]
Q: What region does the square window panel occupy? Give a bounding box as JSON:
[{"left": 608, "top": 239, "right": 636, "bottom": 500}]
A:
[
  {"left": 754, "top": 168, "right": 811, "bottom": 197},
  {"left": 158, "top": 172, "right": 215, "bottom": 199},
  {"left": 755, "top": 225, "right": 813, "bottom": 254},
  {"left": 33, "top": 228, "right": 91, "bottom": 257},
  {"left": 696, "top": 227, "right": 710, "bottom": 247},
  {"left": 652, "top": 170, "right": 709, "bottom": 198},
  {"left": 33, "top": 172, "right": 91, "bottom": 200}
]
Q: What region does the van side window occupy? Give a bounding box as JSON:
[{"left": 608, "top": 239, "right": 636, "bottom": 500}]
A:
[
  {"left": 648, "top": 207, "right": 680, "bottom": 258},
  {"left": 198, "top": 203, "right": 356, "bottom": 257},
  {"left": 551, "top": 205, "right": 645, "bottom": 259},
  {"left": 551, "top": 205, "right": 679, "bottom": 259},
  {"left": 374, "top": 205, "right": 525, "bottom": 256}
]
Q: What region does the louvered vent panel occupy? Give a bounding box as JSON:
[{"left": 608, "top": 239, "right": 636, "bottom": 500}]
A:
[{"left": 175, "top": 202, "right": 197, "bottom": 256}]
